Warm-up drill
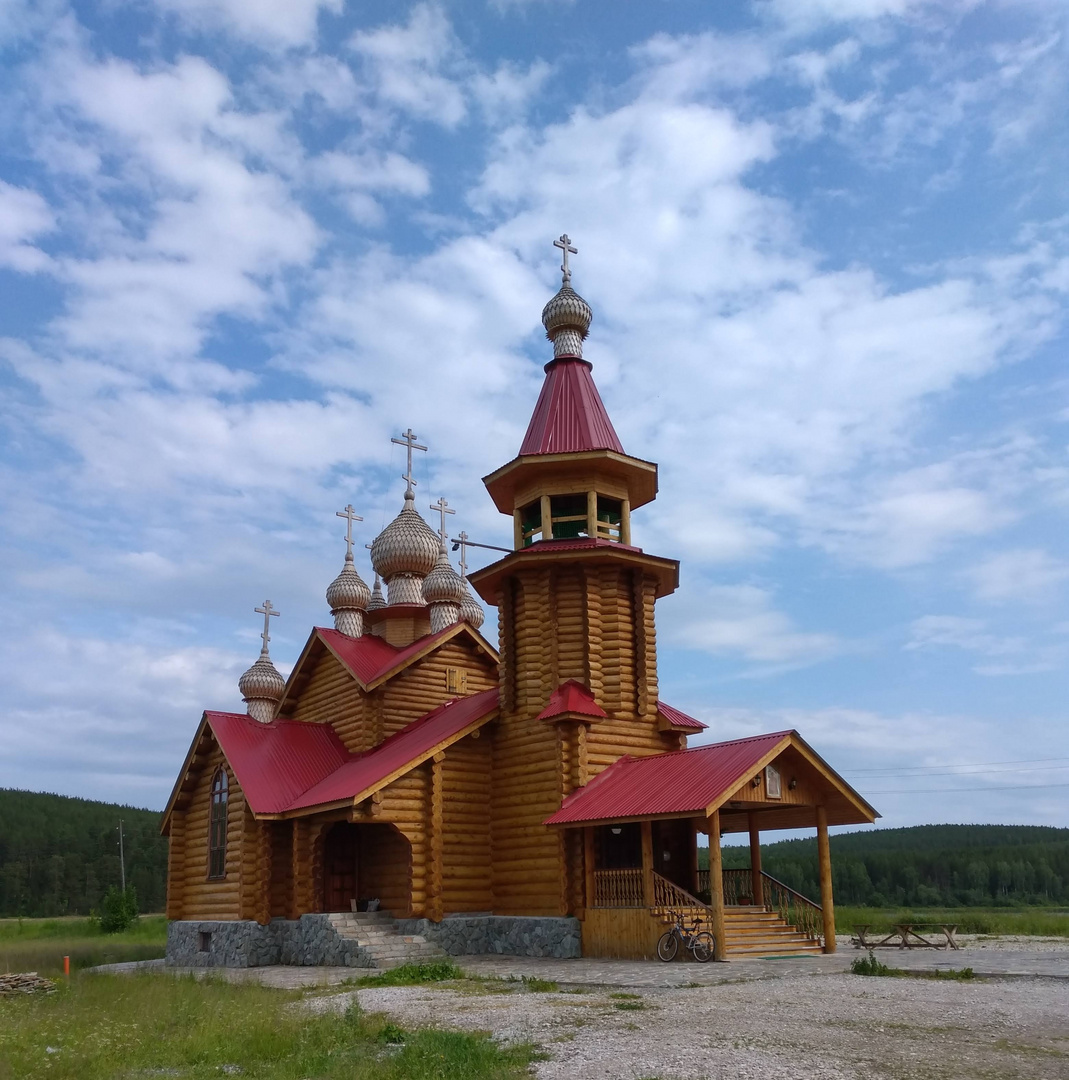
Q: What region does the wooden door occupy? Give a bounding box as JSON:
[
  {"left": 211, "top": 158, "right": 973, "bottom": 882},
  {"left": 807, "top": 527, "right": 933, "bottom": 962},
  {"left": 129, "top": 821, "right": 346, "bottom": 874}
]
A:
[{"left": 323, "top": 824, "right": 359, "bottom": 912}]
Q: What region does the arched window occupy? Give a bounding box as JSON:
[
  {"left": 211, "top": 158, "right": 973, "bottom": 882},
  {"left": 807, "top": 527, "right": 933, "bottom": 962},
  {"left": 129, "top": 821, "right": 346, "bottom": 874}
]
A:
[{"left": 208, "top": 768, "right": 228, "bottom": 879}]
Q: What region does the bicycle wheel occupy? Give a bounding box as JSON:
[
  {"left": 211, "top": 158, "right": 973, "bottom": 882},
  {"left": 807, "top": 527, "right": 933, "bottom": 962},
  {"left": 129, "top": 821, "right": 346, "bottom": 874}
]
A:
[
  {"left": 656, "top": 930, "right": 679, "bottom": 962},
  {"left": 692, "top": 932, "right": 715, "bottom": 963}
]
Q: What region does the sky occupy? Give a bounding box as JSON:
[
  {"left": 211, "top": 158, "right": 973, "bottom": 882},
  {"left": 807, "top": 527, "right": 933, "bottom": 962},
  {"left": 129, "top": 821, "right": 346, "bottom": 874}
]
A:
[{"left": 0, "top": 0, "right": 1067, "bottom": 834}]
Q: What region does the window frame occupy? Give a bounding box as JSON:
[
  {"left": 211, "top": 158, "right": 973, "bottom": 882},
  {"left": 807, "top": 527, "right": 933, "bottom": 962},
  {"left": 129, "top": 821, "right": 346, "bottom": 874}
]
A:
[{"left": 207, "top": 767, "right": 229, "bottom": 880}]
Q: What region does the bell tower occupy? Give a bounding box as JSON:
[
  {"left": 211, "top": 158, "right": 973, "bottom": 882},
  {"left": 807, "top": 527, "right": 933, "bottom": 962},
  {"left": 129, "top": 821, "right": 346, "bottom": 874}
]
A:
[{"left": 469, "top": 236, "right": 680, "bottom": 916}]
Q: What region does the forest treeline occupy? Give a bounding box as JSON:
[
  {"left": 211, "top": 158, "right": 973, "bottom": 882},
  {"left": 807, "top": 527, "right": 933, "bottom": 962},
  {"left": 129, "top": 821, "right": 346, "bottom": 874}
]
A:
[
  {"left": 720, "top": 824, "right": 1069, "bottom": 907},
  {"left": 0, "top": 789, "right": 168, "bottom": 917}
]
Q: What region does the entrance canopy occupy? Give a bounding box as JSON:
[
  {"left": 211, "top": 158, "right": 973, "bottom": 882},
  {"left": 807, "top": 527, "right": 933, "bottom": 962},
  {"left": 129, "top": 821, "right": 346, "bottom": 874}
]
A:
[{"left": 544, "top": 730, "right": 878, "bottom": 832}]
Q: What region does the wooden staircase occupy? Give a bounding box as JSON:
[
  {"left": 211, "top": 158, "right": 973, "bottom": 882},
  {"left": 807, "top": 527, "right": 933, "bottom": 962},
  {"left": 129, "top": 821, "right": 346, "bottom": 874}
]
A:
[{"left": 722, "top": 906, "right": 822, "bottom": 956}]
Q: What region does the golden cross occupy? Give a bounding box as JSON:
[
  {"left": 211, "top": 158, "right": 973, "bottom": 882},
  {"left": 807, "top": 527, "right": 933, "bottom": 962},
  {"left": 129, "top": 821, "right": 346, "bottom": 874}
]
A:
[
  {"left": 335, "top": 504, "right": 363, "bottom": 560},
  {"left": 554, "top": 233, "right": 577, "bottom": 285},
  {"left": 391, "top": 428, "right": 428, "bottom": 497},
  {"left": 430, "top": 496, "right": 456, "bottom": 543},
  {"left": 254, "top": 600, "right": 279, "bottom": 656}
]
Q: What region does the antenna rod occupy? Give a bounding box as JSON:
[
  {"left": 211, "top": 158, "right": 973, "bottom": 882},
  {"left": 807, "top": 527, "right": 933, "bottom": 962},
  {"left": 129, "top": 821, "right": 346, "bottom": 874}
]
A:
[{"left": 118, "top": 819, "right": 126, "bottom": 893}]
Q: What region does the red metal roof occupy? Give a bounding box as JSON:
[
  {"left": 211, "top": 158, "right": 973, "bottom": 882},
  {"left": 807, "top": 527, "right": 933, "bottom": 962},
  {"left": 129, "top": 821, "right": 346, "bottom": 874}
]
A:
[
  {"left": 519, "top": 358, "right": 625, "bottom": 456},
  {"left": 206, "top": 689, "right": 499, "bottom": 815},
  {"left": 536, "top": 680, "right": 608, "bottom": 723},
  {"left": 318, "top": 624, "right": 467, "bottom": 687},
  {"left": 544, "top": 731, "right": 792, "bottom": 825},
  {"left": 206, "top": 711, "right": 350, "bottom": 815},
  {"left": 656, "top": 701, "right": 707, "bottom": 732}
]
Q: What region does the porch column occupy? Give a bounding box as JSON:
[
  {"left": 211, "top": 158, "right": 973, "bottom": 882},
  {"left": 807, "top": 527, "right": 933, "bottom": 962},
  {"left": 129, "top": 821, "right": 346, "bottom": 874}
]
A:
[
  {"left": 748, "top": 813, "right": 763, "bottom": 908},
  {"left": 706, "top": 810, "right": 727, "bottom": 961},
  {"left": 816, "top": 805, "right": 836, "bottom": 954},
  {"left": 584, "top": 828, "right": 596, "bottom": 912},
  {"left": 640, "top": 821, "right": 654, "bottom": 907}
]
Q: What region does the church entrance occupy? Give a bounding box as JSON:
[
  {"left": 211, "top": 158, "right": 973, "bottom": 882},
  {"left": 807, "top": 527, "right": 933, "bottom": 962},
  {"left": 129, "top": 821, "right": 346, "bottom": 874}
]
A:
[{"left": 321, "top": 822, "right": 413, "bottom": 916}]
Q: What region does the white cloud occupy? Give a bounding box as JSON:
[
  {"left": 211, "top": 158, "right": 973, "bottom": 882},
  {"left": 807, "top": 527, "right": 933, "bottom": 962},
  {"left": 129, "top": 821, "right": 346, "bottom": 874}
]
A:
[
  {"left": 0, "top": 180, "right": 54, "bottom": 272},
  {"left": 470, "top": 59, "right": 551, "bottom": 124},
  {"left": 966, "top": 548, "right": 1069, "bottom": 604},
  {"left": 145, "top": 0, "right": 342, "bottom": 48},
  {"left": 668, "top": 584, "right": 839, "bottom": 667},
  {"left": 906, "top": 614, "right": 1064, "bottom": 675}
]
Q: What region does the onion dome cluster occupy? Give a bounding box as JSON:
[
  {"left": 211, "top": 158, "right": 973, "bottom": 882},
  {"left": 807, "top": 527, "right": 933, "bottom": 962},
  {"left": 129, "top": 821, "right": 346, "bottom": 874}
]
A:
[
  {"left": 541, "top": 283, "right": 592, "bottom": 359},
  {"left": 239, "top": 654, "right": 285, "bottom": 724},
  {"left": 370, "top": 493, "right": 442, "bottom": 605},
  {"left": 367, "top": 573, "right": 386, "bottom": 611},
  {"left": 326, "top": 553, "right": 371, "bottom": 637},
  {"left": 458, "top": 579, "right": 485, "bottom": 630}
]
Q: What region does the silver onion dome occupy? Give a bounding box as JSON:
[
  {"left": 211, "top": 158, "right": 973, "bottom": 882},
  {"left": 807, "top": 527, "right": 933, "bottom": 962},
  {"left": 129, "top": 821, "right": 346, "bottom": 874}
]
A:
[
  {"left": 541, "top": 284, "right": 592, "bottom": 359},
  {"left": 458, "top": 579, "right": 485, "bottom": 630},
  {"left": 423, "top": 546, "right": 465, "bottom": 605},
  {"left": 238, "top": 656, "right": 285, "bottom": 723},
  {"left": 326, "top": 554, "right": 370, "bottom": 637},
  {"left": 367, "top": 573, "right": 386, "bottom": 610},
  {"left": 371, "top": 494, "right": 441, "bottom": 604}
]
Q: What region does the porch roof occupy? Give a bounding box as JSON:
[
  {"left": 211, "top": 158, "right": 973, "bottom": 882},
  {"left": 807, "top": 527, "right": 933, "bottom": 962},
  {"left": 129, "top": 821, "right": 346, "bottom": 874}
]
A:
[{"left": 544, "top": 730, "right": 877, "bottom": 827}]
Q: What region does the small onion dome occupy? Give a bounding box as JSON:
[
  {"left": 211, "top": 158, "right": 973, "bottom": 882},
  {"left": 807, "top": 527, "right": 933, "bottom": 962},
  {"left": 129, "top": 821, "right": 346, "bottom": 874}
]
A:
[
  {"left": 458, "top": 580, "right": 485, "bottom": 630},
  {"left": 325, "top": 555, "right": 371, "bottom": 613},
  {"left": 423, "top": 546, "right": 465, "bottom": 606},
  {"left": 238, "top": 654, "right": 285, "bottom": 723},
  {"left": 367, "top": 573, "right": 386, "bottom": 610},
  {"left": 371, "top": 494, "right": 441, "bottom": 582},
  {"left": 541, "top": 284, "right": 592, "bottom": 358}
]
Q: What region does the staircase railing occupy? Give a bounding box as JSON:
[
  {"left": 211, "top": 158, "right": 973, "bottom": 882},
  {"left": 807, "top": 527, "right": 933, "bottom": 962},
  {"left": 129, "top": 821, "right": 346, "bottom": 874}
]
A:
[
  {"left": 694, "top": 868, "right": 824, "bottom": 944},
  {"left": 651, "top": 871, "right": 711, "bottom": 917},
  {"left": 593, "top": 867, "right": 644, "bottom": 908}
]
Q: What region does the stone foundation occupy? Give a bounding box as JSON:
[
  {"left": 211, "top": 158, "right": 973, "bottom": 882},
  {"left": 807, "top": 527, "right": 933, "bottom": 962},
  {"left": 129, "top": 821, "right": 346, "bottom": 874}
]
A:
[
  {"left": 395, "top": 916, "right": 581, "bottom": 959},
  {"left": 166, "top": 914, "right": 581, "bottom": 967}
]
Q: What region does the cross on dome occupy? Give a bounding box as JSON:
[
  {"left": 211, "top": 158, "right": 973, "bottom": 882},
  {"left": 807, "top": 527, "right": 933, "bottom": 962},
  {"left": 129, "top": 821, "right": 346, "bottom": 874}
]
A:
[
  {"left": 430, "top": 497, "right": 456, "bottom": 543},
  {"left": 335, "top": 504, "right": 363, "bottom": 560},
  {"left": 254, "top": 600, "right": 279, "bottom": 656},
  {"left": 392, "top": 428, "right": 428, "bottom": 498},
  {"left": 455, "top": 530, "right": 470, "bottom": 579},
  {"left": 554, "top": 234, "right": 577, "bottom": 285}
]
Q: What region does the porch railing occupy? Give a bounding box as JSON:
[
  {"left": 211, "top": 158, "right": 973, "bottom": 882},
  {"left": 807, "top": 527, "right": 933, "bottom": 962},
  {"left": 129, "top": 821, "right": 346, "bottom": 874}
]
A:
[
  {"left": 651, "top": 871, "right": 710, "bottom": 917},
  {"left": 695, "top": 869, "right": 824, "bottom": 943},
  {"left": 593, "top": 868, "right": 644, "bottom": 908}
]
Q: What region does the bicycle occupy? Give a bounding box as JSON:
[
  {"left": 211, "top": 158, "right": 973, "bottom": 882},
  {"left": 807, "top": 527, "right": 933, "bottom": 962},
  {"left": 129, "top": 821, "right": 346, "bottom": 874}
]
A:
[{"left": 656, "top": 910, "right": 715, "bottom": 962}]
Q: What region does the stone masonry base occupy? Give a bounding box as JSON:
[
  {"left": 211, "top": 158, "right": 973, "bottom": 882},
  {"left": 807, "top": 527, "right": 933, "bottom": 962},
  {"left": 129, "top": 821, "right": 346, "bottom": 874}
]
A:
[{"left": 166, "top": 914, "right": 581, "bottom": 968}]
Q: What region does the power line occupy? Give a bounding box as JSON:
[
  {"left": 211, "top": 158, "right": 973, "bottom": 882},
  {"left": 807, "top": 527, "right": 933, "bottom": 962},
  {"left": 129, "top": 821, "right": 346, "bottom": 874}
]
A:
[
  {"left": 847, "top": 756, "right": 1069, "bottom": 776},
  {"left": 848, "top": 763, "right": 1069, "bottom": 779},
  {"left": 865, "top": 782, "right": 1069, "bottom": 795}
]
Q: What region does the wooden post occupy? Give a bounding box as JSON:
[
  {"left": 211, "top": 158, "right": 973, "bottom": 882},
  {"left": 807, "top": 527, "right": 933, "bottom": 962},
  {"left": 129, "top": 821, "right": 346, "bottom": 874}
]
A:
[
  {"left": 620, "top": 498, "right": 631, "bottom": 545},
  {"left": 586, "top": 489, "right": 598, "bottom": 540},
  {"left": 584, "top": 828, "right": 596, "bottom": 911},
  {"left": 540, "top": 494, "right": 553, "bottom": 541},
  {"left": 640, "top": 821, "right": 654, "bottom": 907},
  {"left": 707, "top": 810, "right": 726, "bottom": 960},
  {"left": 513, "top": 509, "right": 524, "bottom": 550},
  {"left": 816, "top": 805, "right": 836, "bottom": 953},
  {"left": 748, "top": 813, "right": 763, "bottom": 908}
]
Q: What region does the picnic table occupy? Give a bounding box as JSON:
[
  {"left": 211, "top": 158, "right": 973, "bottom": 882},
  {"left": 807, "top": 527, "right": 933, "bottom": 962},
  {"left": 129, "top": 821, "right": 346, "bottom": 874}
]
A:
[{"left": 852, "top": 924, "right": 960, "bottom": 950}]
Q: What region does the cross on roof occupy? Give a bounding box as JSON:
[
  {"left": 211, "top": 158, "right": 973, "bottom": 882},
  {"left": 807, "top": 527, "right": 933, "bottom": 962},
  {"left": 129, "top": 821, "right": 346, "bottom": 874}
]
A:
[
  {"left": 455, "top": 530, "right": 470, "bottom": 579},
  {"left": 335, "top": 504, "right": 363, "bottom": 560},
  {"left": 254, "top": 600, "right": 280, "bottom": 656},
  {"left": 554, "top": 233, "right": 577, "bottom": 285},
  {"left": 430, "top": 497, "right": 456, "bottom": 543},
  {"left": 391, "top": 428, "right": 428, "bottom": 498}
]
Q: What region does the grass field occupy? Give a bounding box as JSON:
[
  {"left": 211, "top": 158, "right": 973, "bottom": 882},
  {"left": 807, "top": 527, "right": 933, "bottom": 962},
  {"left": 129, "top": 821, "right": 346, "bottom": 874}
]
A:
[
  {"left": 0, "top": 916, "right": 167, "bottom": 976},
  {"left": 834, "top": 906, "right": 1069, "bottom": 937},
  {"left": 0, "top": 971, "right": 538, "bottom": 1080}
]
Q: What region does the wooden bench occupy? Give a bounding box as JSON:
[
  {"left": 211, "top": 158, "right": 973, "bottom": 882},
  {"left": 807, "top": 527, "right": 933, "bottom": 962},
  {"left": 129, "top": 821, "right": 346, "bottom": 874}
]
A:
[{"left": 852, "top": 923, "right": 960, "bottom": 950}]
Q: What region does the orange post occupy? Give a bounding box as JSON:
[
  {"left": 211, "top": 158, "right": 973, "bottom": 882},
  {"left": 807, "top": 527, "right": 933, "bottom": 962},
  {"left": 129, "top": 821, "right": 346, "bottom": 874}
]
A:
[{"left": 63, "top": 955, "right": 70, "bottom": 977}]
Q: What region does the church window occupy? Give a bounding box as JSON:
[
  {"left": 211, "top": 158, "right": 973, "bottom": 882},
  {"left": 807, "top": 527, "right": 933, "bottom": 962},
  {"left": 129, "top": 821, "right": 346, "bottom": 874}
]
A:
[
  {"left": 549, "top": 494, "right": 588, "bottom": 539},
  {"left": 520, "top": 500, "right": 542, "bottom": 546},
  {"left": 208, "top": 768, "right": 228, "bottom": 879},
  {"left": 445, "top": 667, "right": 466, "bottom": 694},
  {"left": 595, "top": 496, "right": 623, "bottom": 541}
]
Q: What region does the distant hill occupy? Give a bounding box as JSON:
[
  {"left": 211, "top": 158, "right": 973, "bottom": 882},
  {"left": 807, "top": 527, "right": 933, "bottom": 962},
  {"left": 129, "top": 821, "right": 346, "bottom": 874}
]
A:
[
  {"left": 0, "top": 789, "right": 167, "bottom": 917},
  {"left": 719, "top": 824, "right": 1069, "bottom": 907}
]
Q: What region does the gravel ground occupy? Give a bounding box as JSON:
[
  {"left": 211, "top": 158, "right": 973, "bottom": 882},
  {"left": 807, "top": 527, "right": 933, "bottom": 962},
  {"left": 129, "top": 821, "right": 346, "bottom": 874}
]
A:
[{"left": 310, "top": 974, "right": 1069, "bottom": 1080}]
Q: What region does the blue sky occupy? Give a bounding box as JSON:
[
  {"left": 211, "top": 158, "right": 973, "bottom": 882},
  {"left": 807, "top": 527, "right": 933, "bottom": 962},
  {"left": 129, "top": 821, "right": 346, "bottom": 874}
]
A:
[{"left": 1, "top": 0, "right": 1067, "bottom": 832}]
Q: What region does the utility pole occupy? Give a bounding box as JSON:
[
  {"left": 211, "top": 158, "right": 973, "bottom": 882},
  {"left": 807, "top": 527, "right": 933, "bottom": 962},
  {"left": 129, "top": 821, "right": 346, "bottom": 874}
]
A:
[{"left": 118, "top": 819, "right": 126, "bottom": 892}]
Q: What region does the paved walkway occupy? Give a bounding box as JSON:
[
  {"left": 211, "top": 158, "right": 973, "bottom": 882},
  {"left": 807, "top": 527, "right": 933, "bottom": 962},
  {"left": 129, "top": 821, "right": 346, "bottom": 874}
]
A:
[{"left": 92, "top": 946, "right": 1069, "bottom": 987}]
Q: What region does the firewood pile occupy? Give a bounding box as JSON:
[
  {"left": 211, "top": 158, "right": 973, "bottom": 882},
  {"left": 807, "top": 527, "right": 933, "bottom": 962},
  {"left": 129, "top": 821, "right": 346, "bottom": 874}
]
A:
[{"left": 0, "top": 972, "right": 58, "bottom": 996}]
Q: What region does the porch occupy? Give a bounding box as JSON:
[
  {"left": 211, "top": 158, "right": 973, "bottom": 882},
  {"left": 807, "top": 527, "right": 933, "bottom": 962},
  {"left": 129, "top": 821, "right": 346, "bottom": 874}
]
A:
[{"left": 579, "top": 816, "right": 829, "bottom": 960}]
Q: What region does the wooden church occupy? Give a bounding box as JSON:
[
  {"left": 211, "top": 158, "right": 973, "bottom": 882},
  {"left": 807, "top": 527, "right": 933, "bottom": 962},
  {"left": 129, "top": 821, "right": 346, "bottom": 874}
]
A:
[{"left": 162, "top": 237, "right": 877, "bottom": 962}]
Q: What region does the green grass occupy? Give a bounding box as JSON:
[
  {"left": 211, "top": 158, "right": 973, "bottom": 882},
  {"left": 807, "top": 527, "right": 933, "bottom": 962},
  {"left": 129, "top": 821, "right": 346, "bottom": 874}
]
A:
[
  {"left": 0, "top": 972, "right": 538, "bottom": 1080},
  {"left": 347, "top": 960, "right": 463, "bottom": 987},
  {"left": 850, "top": 951, "right": 975, "bottom": 981},
  {"left": 0, "top": 916, "right": 167, "bottom": 976},
  {"left": 834, "top": 906, "right": 1069, "bottom": 937}
]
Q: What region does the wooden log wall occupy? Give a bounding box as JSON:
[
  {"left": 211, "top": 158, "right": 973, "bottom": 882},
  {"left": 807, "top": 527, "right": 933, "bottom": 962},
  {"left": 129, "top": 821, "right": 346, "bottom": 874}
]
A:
[
  {"left": 286, "top": 650, "right": 369, "bottom": 752},
  {"left": 358, "top": 825, "right": 412, "bottom": 916},
  {"left": 440, "top": 733, "right": 492, "bottom": 913},
  {"left": 175, "top": 747, "right": 243, "bottom": 920},
  {"left": 165, "top": 805, "right": 186, "bottom": 920},
  {"left": 380, "top": 766, "right": 430, "bottom": 917},
  {"left": 381, "top": 640, "right": 497, "bottom": 738}
]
